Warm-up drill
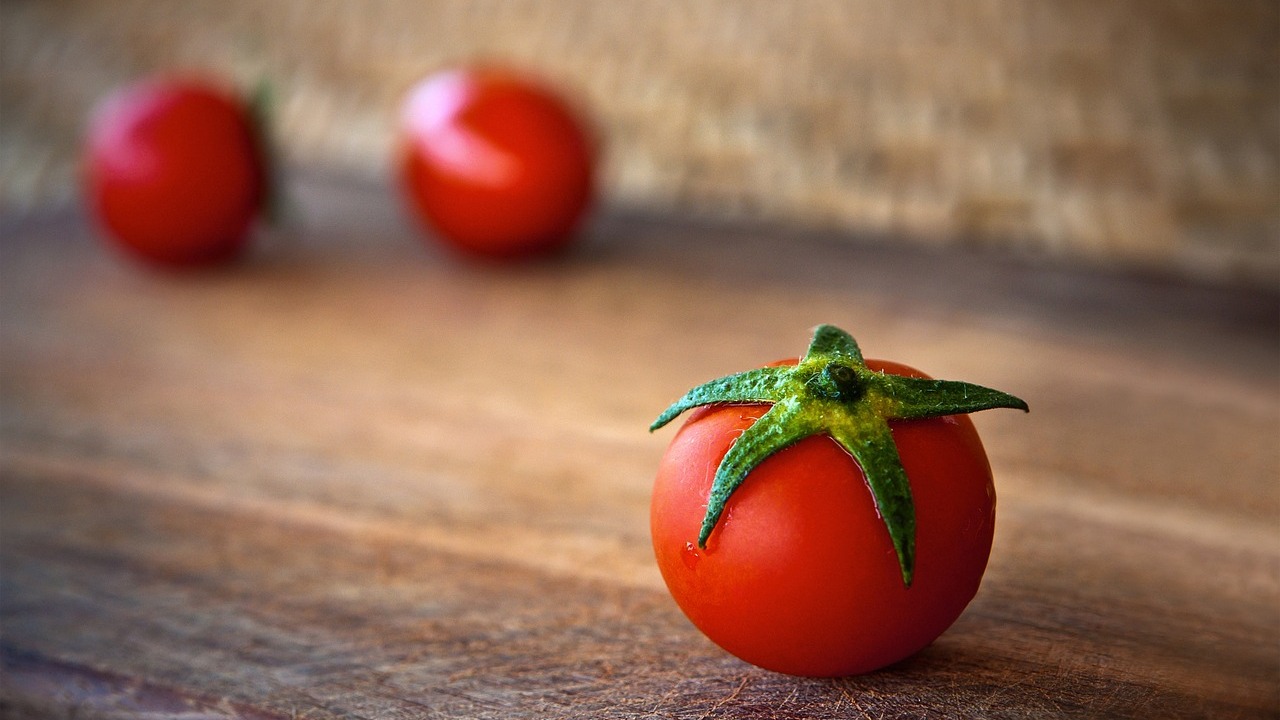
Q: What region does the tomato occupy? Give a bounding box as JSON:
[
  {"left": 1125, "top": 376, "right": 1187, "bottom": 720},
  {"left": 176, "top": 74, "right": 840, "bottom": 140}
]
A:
[
  {"left": 649, "top": 326, "right": 1026, "bottom": 677},
  {"left": 83, "top": 78, "right": 267, "bottom": 268},
  {"left": 398, "top": 68, "right": 595, "bottom": 260}
]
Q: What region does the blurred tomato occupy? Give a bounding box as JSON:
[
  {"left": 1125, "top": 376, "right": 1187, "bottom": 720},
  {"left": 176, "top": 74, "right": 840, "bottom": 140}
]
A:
[
  {"left": 84, "top": 78, "right": 266, "bottom": 268},
  {"left": 398, "top": 68, "right": 596, "bottom": 260}
]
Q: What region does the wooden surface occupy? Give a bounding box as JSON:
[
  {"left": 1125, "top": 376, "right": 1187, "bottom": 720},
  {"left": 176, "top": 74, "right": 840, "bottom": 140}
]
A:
[{"left": 1, "top": 176, "right": 1278, "bottom": 719}]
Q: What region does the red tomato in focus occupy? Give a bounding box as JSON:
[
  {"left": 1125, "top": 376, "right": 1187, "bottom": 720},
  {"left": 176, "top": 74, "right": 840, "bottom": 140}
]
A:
[
  {"left": 84, "top": 79, "right": 266, "bottom": 268},
  {"left": 399, "top": 69, "right": 595, "bottom": 260},
  {"left": 651, "top": 359, "right": 996, "bottom": 677}
]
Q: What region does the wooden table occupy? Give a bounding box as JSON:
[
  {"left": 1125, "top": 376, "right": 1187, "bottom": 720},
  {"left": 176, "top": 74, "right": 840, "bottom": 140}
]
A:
[{"left": 3, "top": 176, "right": 1277, "bottom": 719}]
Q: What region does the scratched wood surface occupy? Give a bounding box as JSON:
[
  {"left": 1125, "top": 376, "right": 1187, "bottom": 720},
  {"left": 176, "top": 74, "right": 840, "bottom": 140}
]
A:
[{"left": 1, "top": 176, "right": 1278, "bottom": 719}]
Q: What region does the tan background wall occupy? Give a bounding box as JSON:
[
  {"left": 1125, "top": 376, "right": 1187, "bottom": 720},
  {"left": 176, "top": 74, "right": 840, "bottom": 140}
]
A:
[{"left": 2, "top": 0, "right": 1276, "bottom": 287}]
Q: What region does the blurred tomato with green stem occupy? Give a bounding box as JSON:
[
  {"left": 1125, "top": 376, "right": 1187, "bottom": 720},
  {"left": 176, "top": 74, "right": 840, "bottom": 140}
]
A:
[{"left": 84, "top": 76, "right": 275, "bottom": 268}]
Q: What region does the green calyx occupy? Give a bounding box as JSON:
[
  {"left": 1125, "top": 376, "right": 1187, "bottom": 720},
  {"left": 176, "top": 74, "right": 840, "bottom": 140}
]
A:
[
  {"left": 650, "top": 324, "right": 1028, "bottom": 587},
  {"left": 246, "top": 79, "right": 286, "bottom": 226}
]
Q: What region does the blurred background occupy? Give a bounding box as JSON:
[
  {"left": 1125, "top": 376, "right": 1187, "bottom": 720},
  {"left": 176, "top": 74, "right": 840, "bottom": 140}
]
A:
[{"left": 2, "top": 0, "right": 1276, "bottom": 288}]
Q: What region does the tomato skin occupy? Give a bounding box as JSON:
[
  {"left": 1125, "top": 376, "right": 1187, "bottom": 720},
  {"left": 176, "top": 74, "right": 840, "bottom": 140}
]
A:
[
  {"left": 398, "top": 68, "right": 595, "bottom": 260},
  {"left": 651, "top": 359, "right": 996, "bottom": 677},
  {"left": 84, "top": 78, "right": 265, "bottom": 267}
]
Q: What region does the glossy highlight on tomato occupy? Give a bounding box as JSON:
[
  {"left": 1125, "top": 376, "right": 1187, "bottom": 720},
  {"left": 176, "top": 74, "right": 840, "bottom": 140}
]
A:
[
  {"left": 398, "top": 68, "right": 595, "bottom": 260},
  {"left": 651, "top": 359, "right": 999, "bottom": 677},
  {"left": 83, "top": 78, "right": 266, "bottom": 268}
]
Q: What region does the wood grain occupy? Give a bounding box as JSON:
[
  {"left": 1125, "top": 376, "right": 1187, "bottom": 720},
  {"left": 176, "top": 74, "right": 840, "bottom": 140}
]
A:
[{"left": 2, "top": 175, "right": 1278, "bottom": 718}]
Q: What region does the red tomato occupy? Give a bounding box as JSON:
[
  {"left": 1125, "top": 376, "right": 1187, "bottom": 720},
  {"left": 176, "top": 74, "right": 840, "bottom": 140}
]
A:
[
  {"left": 651, "top": 359, "right": 996, "bottom": 677},
  {"left": 398, "top": 68, "right": 595, "bottom": 260},
  {"left": 84, "top": 78, "right": 266, "bottom": 268}
]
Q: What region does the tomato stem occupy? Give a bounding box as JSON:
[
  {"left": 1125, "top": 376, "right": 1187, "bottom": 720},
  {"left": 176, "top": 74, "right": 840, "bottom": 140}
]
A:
[
  {"left": 247, "top": 78, "right": 286, "bottom": 226},
  {"left": 651, "top": 324, "right": 1027, "bottom": 587}
]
